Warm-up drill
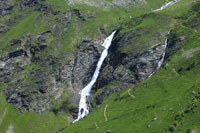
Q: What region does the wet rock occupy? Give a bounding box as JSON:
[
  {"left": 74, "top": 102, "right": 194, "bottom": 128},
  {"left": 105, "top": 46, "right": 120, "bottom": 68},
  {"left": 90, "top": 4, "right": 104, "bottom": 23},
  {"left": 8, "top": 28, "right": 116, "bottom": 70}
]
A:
[
  {"left": 72, "top": 44, "right": 104, "bottom": 93},
  {"left": 69, "top": 108, "right": 79, "bottom": 114},
  {"left": 92, "top": 28, "right": 169, "bottom": 105},
  {"left": 97, "top": 42, "right": 166, "bottom": 89},
  {"left": 105, "top": 130, "right": 112, "bottom": 133},
  {"left": 95, "top": 85, "right": 121, "bottom": 105},
  {"left": 69, "top": 108, "right": 79, "bottom": 118}
]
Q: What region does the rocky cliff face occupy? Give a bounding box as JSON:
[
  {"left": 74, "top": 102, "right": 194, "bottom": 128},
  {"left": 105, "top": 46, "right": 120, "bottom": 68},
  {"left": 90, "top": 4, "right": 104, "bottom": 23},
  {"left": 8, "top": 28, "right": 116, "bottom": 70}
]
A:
[
  {"left": 0, "top": 30, "right": 107, "bottom": 113},
  {"left": 0, "top": 0, "right": 106, "bottom": 114},
  {"left": 0, "top": 28, "right": 169, "bottom": 115},
  {"left": 90, "top": 27, "right": 169, "bottom": 105},
  {"left": 0, "top": 0, "right": 15, "bottom": 16},
  {"left": 1, "top": 0, "right": 200, "bottom": 132},
  {"left": 1, "top": 21, "right": 169, "bottom": 117},
  {"left": 0, "top": 0, "right": 171, "bottom": 117},
  {"left": 72, "top": 44, "right": 104, "bottom": 93}
]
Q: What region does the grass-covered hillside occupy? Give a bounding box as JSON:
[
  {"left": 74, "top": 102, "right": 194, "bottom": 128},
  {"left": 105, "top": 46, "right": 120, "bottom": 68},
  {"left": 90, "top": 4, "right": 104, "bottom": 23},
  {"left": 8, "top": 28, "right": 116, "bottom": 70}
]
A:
[
  {"left": 0, "top": 0, "right": 200, "bottom": 133},
  {"left": 62, "top": 0, "right": 200, "bottom": 133}
]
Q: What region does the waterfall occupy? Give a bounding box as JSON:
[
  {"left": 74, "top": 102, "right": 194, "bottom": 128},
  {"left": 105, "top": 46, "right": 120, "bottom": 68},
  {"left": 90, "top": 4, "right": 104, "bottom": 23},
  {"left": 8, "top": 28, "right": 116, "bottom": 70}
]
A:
[
  {"left": 73, "top": 31, "right": 116, "bottom": 123},
  {"left": 148, "top": 31, "right": 170, "bottom": 78},
  {"left": 153, "top": 0, "right": 180, "bottom": 12}
]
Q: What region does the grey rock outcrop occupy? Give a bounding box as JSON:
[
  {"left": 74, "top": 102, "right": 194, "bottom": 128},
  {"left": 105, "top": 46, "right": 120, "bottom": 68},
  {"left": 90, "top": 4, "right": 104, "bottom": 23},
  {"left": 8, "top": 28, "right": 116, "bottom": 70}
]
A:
[
  {"left": 92, "top": 28, "right": 169, "bottom": 105},
  {"left": 0, "top": 30, "right": 74, "bottom": 113},
  {"left": 1, "top": 26, "right": 169, "bottom": 113},
  {"left": 72, "top": 44, "right": 104, "bottom": 94},
  {"left": 0, "top": 0, "right": 104, "bottom": 114},
  {"left": 0, "top": 26, "right": 107, "bottom": 113},
  {"left": 0, "top": 0, "right": 173, "bottom": 118},
  {"left": 0, "top": 0, "right": 15, "bottom": 16}
]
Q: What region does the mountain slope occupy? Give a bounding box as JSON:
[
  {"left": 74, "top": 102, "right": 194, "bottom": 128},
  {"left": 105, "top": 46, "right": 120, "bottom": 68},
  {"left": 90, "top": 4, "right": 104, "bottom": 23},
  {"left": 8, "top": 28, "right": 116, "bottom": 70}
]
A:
[
  {"left": 0, "top": 0, "right": 168, "bottom": 132},
  {"left": 62, "top": 0, "right": 200, "bottom": 132},
  {"left": 0, "top": 0, "right": 200, "bottom": 133}
]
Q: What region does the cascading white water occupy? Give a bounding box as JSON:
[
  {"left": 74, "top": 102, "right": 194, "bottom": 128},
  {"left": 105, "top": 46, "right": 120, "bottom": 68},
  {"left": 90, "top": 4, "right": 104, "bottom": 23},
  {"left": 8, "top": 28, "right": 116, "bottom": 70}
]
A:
[
  {"left": 148, "top": 31, "right": 170, "bottom": 78},
  {"left": 153, "top": 0, "right": 180, "bottom": 12},
  {"left": 156, "top": 34, "right": 168, "bottom": 70},
  {"left": 73, "top": 31, "right": 116, "bottom": 123}
]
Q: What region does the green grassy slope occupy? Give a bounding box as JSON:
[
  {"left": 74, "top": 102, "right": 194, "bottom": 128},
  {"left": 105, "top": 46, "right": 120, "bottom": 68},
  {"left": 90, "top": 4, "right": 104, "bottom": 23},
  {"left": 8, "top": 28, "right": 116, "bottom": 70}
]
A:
[
  {"left": 0, "top": 0, "right": 167, "bottom": 54},
  {"left": 62, "top": 1, "right": 200, "bottom": 133},
  {"left": 0, "top": 0, "right": 168, "bottom": 133},
  {"left": 0, "top": 0, "right": 199, "bottom": 133}
]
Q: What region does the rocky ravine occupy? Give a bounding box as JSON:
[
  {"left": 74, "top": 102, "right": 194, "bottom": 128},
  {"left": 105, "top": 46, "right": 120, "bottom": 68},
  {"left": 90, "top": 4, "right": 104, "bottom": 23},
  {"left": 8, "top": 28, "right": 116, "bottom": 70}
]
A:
[
  {"left": 0, "top": 0, "right": 174, "bottom": 119},
  {"left": 0, "top": 26, "right": 170, "bottom": 117},
  {"left": 90, "top": 28, "right": 170, "bottom": 106}
]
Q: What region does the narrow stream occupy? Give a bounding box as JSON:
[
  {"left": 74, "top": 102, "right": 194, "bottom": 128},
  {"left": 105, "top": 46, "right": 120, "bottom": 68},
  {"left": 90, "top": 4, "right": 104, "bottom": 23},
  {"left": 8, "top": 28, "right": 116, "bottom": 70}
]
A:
[
  {"left": 73, "top": 31, "right": 116, "bottom": 123},
  {"left": 73, "top": 0, "right": 179, "bottom": 123},
  {"left": 148, "top": 31, "right": 170, "bottom": 78},
  {"left": 156, "top": 33, "right": 169, "bottom": 70},
  {"left": 153, "top": 0, "right": 180, "bottom": 12}
]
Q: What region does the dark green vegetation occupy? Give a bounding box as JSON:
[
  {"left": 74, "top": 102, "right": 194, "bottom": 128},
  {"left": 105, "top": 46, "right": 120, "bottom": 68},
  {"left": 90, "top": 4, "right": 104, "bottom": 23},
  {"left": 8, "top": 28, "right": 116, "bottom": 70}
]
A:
[{"left": 0, "top": 0, "right": 200, "bottom": 133}]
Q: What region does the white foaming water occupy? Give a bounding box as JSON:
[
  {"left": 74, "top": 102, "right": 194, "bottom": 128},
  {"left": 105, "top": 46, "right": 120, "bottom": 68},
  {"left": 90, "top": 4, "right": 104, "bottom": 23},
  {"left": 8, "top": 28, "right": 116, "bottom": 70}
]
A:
[
  {"left": 156, "top": 34, "right": 168, "bottom": 70},
  {"left": 73, "top": 31, "right": 116, "bottom": 123},
  {"left": 153, "top": 0, "right": 180, "bottom": 12},
  {"left": 148, "top": 32, "right": 170, "bottom": 78}
]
